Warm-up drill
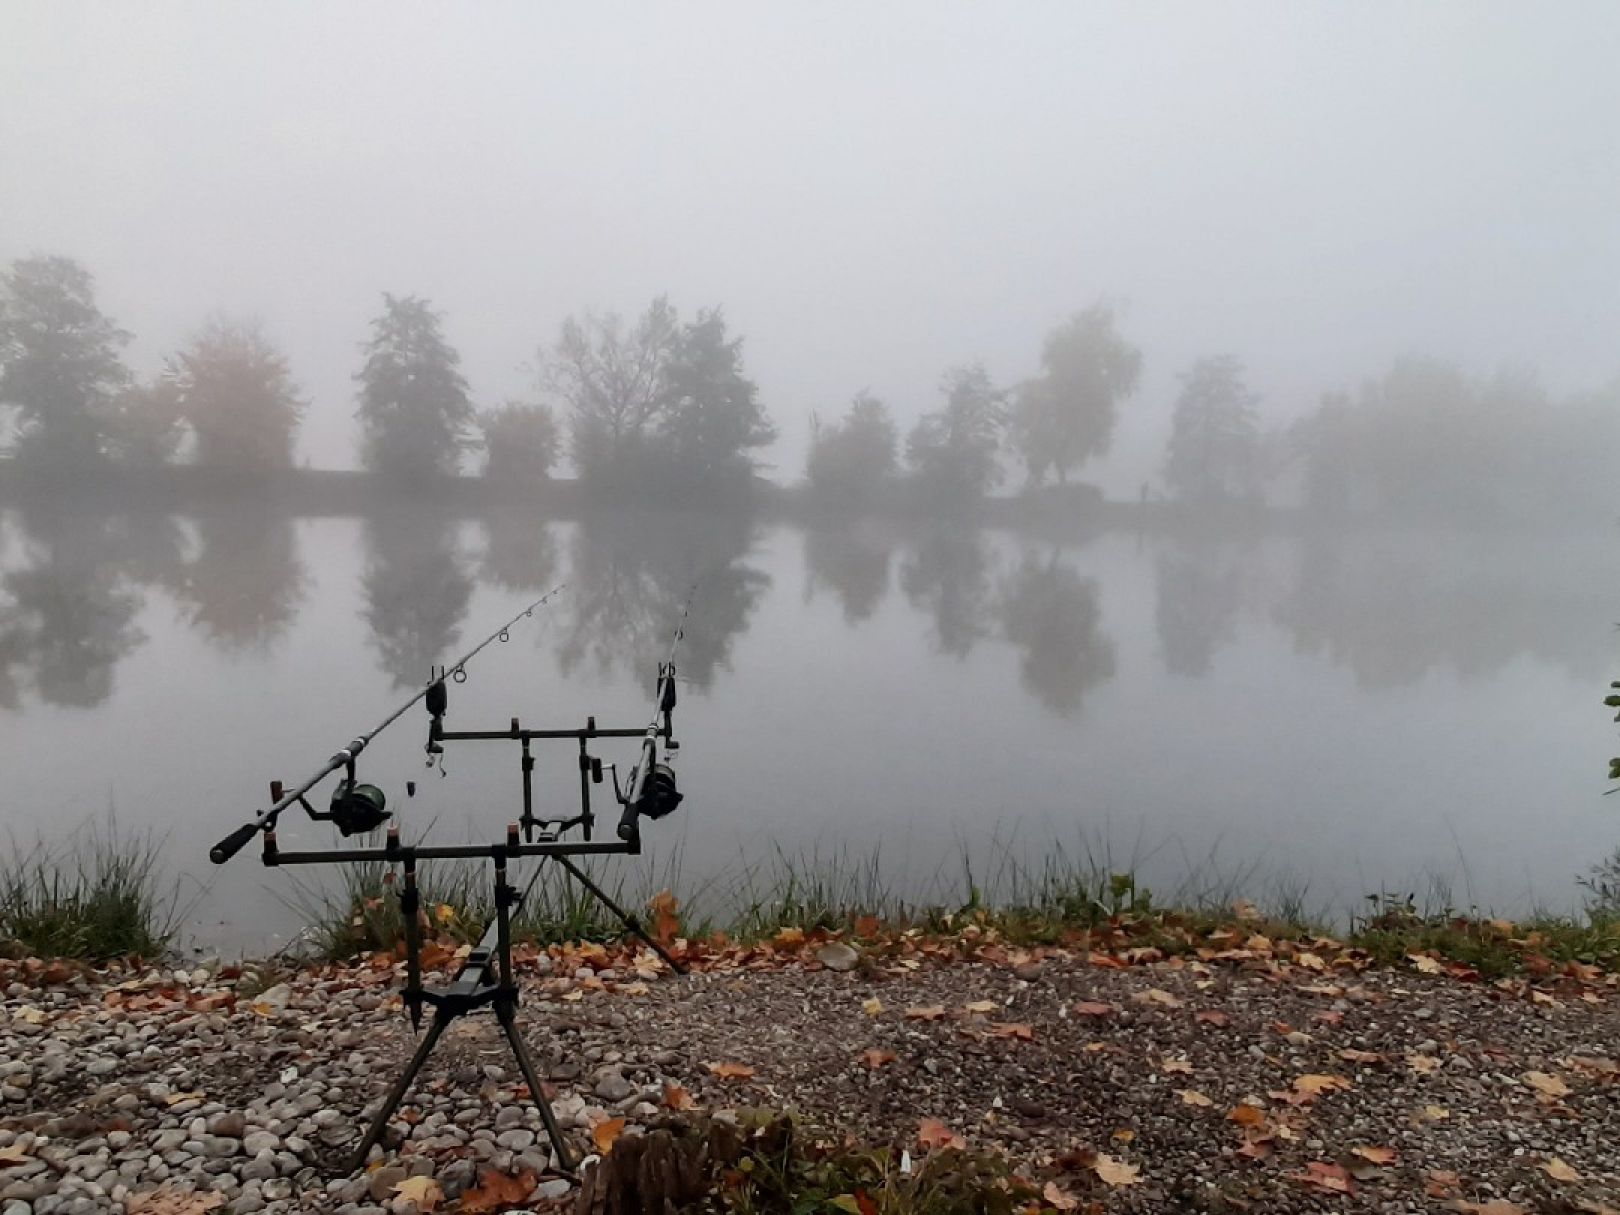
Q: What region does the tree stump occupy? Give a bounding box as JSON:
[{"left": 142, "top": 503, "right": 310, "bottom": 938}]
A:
[{"left": 573, "top": 1118, "right": 749, "bottom": 1215}]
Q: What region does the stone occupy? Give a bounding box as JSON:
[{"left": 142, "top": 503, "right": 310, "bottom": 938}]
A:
[
  {"left": 814, "top": 942, "right": 860, "bottom": 972},
  {"left": 367, "top": 1166, "right": 407, "bottom": 1203},
  {"left": 594, "top": 1072, "right": 634, "bottom": 1102}
]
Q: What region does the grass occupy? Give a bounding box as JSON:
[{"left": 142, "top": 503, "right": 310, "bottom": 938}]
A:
[{"left": 0, "top": 820, "right": 182, "bottom": 961}]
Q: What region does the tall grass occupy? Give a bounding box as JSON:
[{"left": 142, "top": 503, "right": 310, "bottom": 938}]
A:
[{"left": 0, "top": 820, "right": 182, "bottom": 960}]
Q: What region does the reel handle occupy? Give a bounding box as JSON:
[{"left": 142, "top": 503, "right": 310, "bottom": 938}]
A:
[{"left": 210, "top": 822, "right": 259, "bottom": 865}]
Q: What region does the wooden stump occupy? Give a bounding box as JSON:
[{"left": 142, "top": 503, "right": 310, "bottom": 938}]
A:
[{"left": 573, "top": 1118, "right": 753, "bottom": 1215}]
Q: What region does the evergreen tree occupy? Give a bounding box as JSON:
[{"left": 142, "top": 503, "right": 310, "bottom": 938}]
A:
[
  {"left": 356, "top": 294, "right": 472, "bottom": 478},
  {"left": 658, "top": 309, "right": 775, "bottom": 487}
]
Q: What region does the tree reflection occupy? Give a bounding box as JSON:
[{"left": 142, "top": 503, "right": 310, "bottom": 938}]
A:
[
  {"left": 802, "top": 523, "right": 891, "bottom": 624},
  {"left": 1154, "top": 544, "right": 1249, "bottom": 678},
  {"left": 174, "top": 510, "right": 305, "bottom": 653},
  {"left": 900, "top": 530, "right": 993, "bottom": 658},
  {"left": 480, "top": 509, "right": 560, "bottom": 594},
  {"left": 0, "top": 509, "right": 145, "bottom": 708},
  {"left": 998, "top": 550, "right": 1115, "bottom": 716},
  {"left": 361, "top": 511, "right": 473, "bottom": 688},
  {"left": 556, "top": 510, "right": 769, "bottom": 689}
]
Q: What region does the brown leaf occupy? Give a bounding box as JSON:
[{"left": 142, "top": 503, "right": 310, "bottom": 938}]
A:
[
  {"left": 1407, "top": 1052, "right": 1442, "bottom": 1075},
  {"left": 1227, "top": 1103, "right": 1267, "bottom": 1127},
  {"left": 1042, "top": 1180, "right": 1080, "bottom": 1210},
  {"left": 1292, "top": 1161, "right": 1354, "bottom": 1195},
  {"left": 1160, "top": 1056, "right": 1194, "bottom": 1075},
  {"left": 1070, "top": 1000, "right": 1117, "bottom": 1018},
  {"left": 648, "top": 890, "right": 681, "bottom": 946},
  {"left": 916, "top": 1118, "right": 966, "bottom": 1151},
  {"left": 1339, "top": 1049, "right": 1386, "bottom": 1066},
  {"left": 860, "top": 1049, "right": 896, "bottom": 1069},
  {"left": 773, "top": 926, "right": 806, "bottom": 947},
  {"left": 0, "top": 1145, "right": 31, "bottom": 1166},
  {"left": 1132, "top": 987, "right": 1184, "bottom": 1008},
  {"left": 663, "top": 1083, "right": 695, "bottom": 1110},
  {"left": 391, "top": 1176, "right": 442, "bottom": 1210},
  {"left": 1408, "top": 953, "right": 1445, "bottom": 974},
  {"left": 1193, "top": 1009, "right": 1229, "bottom": 1026},
  {"left": 1093, "top": 1154, "right": 1142, "bottom": 1186},
  {"left": 457, "top": 1169, "right": 538, "bottom": 1214},
  {"left": 853, "top": 914, "right": 882, "bottom": 939},
  {"left": 963, "top": 999, "right": 998, "bottom": 1014},
  {"left": 1450, "top": 1203, "right": 1529, "bottom": 1215},
  {"left": 1541, "top": 1157, "right": 1582, "bottom": 1183},
  {"left": 704, "top": 1061, "right": 756, "bottom": 1080},
  {"left": 990, "top": 1022, "right": 1034, "bottom": 1041},
  {"left": 904, "top": 1005, "right": 947, "bottom": 1021},
  {"left": 591, "top": 1117, "right": 626, "bottom": 1154},
  {"left": 1425, "top": 1169, "right": 1462, "bottom": 1198},
  {"left": 1177, "top": 1089, "right": 1213, "bottom": 1107},
  {"left": 1351, "top": 1145, "right": 1398, "bottom": 1165},
  {"left": 1291, "top": 1073, "right": 1352, "bottom": 1099},
  {"left": 861, "top": 997, "right": 884, "bottom": 1016},
  {"left": 1523, "top": 1071, "right": 1572, "bottom": 1099},
  {"left": 127, "top": 1192, "right": 226, "bottom": 1215}
]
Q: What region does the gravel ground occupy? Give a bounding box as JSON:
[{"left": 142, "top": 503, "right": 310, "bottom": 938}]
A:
[{"left": 1, "top": 949, "right": 1616, "bottom": 1213}]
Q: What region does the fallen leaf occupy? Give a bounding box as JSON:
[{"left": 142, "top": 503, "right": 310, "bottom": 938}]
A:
[
  {"left": 1351, "top": 1145, "right": 1398, "bottom": 1165},
  {"left": 916, "top": 1118, "right": 966, "bottom": 1151},
  {"left": 1541, "top": 1157, "right": 1582, "bottom": 1183},
  {"left": 964, "top": 1000, "right": 998, "bottom": 1014},
  {"left": 434, "top": 902, "right": 456, "bottom": 926},
  {"left": 773, "top": 926, "right": 806, "bottom": 947},
  {"left": 1292, "top": 1161, "right": 1354, "bottom": 1195},
  {"left": 1419, "top": 1104, "right": 1450, "bottom": 1122},
  {"left": 1132, "top": 987, "right": 1184, "bottom": 1008},
  {"left": 1193, "top": 1009, "right": 1229, "bottom": 1026},
  {"left": 1339, "top": 1049, "right": 1386, "bottom": 1066},
  {"left": 860, "top": 1049, "right": 896, "bottom": 1069},
  {"left": 1177, "top": 1089, "right": 1213, "bottom": 1107},
  {"left": 1409, "top": 953, "right": 1445, "bottom": 974},
  {"left": 1425, "top": 1169, "right": 1462, "bottom": 1198},
  {"left": 990, "top": 1022, "right": 1034, "bottom": 1041},
  {"left": 905, "top": 1005, "right": 947, "bottom": 1021},
  {"left": 1110, "top": 1128, "right": 1135, "bottom": 1144},
  {"left": 1408, "top": 1053, "right": 1442, "bottom": 1075},
  {"left": 391, "top": 1176, "right": 442, "bottom": 1210},
  {"left": 704, "top": 1061, "right": 756, "bottom": 1081},
  {"left": 1042, "top": 1180, "right": 1080, "bottom": 1210},
  {"left": 1160, "top": 1056, "right": 1194, "bottom": 1075},
  {"left": 1093, "top": 1154, "right": 1142, "bottom": 1186},
  {"left": 457, "top": 1169, "right": 538, "bottom": 1214},
  {"left": 1523, "top": 1071, "right": 1572, "bottom": 1099},
  {"left": 1450, "top": 1203, "right": 1528, "bottom": 1215},
  {"left": 861, "top": 997, "right": 884, "bottom": 1016},
  {"left": 853, "top": 914, "right": 881, "bottom": 938},
  {"left": 1227, "top": 1103, "right": 1267, "bottom": 1127},
  {"left": 648, "top": 890, "right": 681, "bottom": 945},
  {"left": 663, "top": 1083, "right": 694, "bottom": 1110},
  {"left": 127, "top": 1192, "right": 226, "bottom": 1215},
  {"left": 1291, "top": 1073, "right": 1352, "bottom": 1098},
  {"left": 0, "top": 1145, "right": 31, "bottom": 1166},
  {"left": 592, "top": 1117, "right": 626, "bottom": 1154}
]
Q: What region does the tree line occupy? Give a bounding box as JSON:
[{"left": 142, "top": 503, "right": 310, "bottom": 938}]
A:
[{"left": 5, "top": 254, "right": 1616, "bottom": 521}]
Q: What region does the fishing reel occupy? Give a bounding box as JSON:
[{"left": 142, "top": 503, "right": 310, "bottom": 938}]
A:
[{"left": 328, "top": 777, "right": 390, "bottom": 837}]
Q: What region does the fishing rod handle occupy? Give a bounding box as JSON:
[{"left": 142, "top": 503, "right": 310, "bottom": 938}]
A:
[{"left": 210, "top": 822, "right": 259, "bottom": 865}]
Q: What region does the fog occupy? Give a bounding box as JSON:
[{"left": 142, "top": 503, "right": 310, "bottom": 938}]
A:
[{"left": 5, "top": 2, "right": 1619, "bottom": 492}]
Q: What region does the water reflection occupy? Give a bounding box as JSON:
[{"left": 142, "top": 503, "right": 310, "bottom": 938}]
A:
[
  {"left": 0, "top": 509, "right": 145, "bottom": 708},
  {"left": 175, "top": 511, "right": 306, "bottom": 653},
  {"left": 361, "top": 511, "right": 474, "bottom": 688},
  {"left": 480, "top": 509, "right": 560, "bottom": 594},
  {"left": 557, "top": 511, "right": 769, "bottom": 688},
  {"left": 900, "top": 530, "right": 994, "bottom": 658},
  {"left": 998, "top": 549, "right": 1115, "bottom": 716},
  {"left": 1155, "top": 543, "right": 1251, "bottom": 678},
  {"left": 802, "top": 522, "right": 891, "bottom": 624}
]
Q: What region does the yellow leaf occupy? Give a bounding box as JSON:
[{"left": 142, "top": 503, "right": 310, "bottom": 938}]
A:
[
  {"left": 1093, "top": 1154, "right": 1142, "bottom": 1186},
  {"left": 1042, "top": 1180, "right": 1079, "bottom": 1210},
  {"left": 964, "top": 1000, "right": 998, "bottom": 1014},
  {"left": 1541, "top": 1157, "right": 1582, "bottom": 1183},
  {"left": 1407, "top": 1053, "right": 1442, "bottom": 1075},
  {"left": 773, "top": 926, "right": 806, "bottom": 947},
  {"left": 1523, "top": 1071, "right": 1572, "bottom": 1099},
  {"left": 828, "top": 1197, "right": 863, "bottom": 1215},
  {"left": 862, "top": 997, "right": 884, "bottom": 1016},
  {"left": 391, "top": 1176, "right": 443, "bottom": 1210},
  {"left": 1160, "top": 1056, "right": 1194, "bottom": 1074},
  {"left": 434, "top": 903, "right": 456, "bottom": 926},
  {"left": 1177, "top": 1089, "right": 1213, "bottom": 1107},
  {"left": 1408, "top": 953, "right": 1445, "bottom": 974},
  {"left": 592, "top": 1117, "right": 626, "bottom": 1154},
  {"left": 1420, "top": 1104, "right": 1450, "bottom": 1122},
  {"left": 0, "top": 1146, "right": 32, "bottom": 1166}
]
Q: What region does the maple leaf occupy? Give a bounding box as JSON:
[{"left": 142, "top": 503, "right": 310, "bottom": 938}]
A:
[
  {"left": 1541, "top": 1157, "right": 1582, "bottom": 1183},
  {"left": 392, "top": 1176, "right": 442, "bottom": 1210},
  {"left": 457, "top": 1169, "right": 538, "bottom": 1214},
  {"left": 1291, "top": 1073, "right": 1352, "bottom": 1099},
  {"left": 704, "top": 1061, "right": 756, "bottom": 1080},
  {"left": 990, "top": 1022, "right": 1034, "bottom": 1041},
  {"left": 663, "top": 1083, "right": 695, "bottom": 1110},
  {"left": 1042, "top": 1180, "right": 1080, "bottom": 1210},
  {"left": 1350, "top": 1145, "right": 1398, "bottom": 1165},
  {"left": 917, "top": 1118, "right": 966, "bottom": 1151},
  {"left": 1093, "top": 1154, "right": 1142, "bottom": 1186},
  {"left": 1291, "top": 1161, "right": 1354, "bottom": 1195},
  {"left": 861, "top": 1049, "right": 897, "bottom": 1069},
  {"left": 1523, "top": 1071, "right": 1572, "bottom": 1099},
  {"left": 1177, "top": 1089, "right": 1213, "bottom": 1107},
  {"left": 1063, "top": 999, "right": 1113, "bottom": 1019},
  {"left": 904, "top": 1005, "right": 947, "bottom": 1021},
  {"left": 592, "top": 1117, "right": 627, "bottom": 1154}
]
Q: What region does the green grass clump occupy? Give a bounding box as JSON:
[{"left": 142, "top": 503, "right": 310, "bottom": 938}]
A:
[{"left": 0, "top": 823, "right": 180, "bottom": 961}]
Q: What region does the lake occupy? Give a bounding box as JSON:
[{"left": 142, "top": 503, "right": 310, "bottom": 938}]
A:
[{"left": 1, "top": 499, "right": 1614, "bottom": 954}]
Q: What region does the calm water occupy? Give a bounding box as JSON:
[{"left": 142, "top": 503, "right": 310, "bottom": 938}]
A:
[{"left": 1, "top": 501, "right": 1614, "bottom": 952}]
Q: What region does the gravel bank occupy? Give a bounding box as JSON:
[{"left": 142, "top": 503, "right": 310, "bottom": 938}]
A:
[{"left": 1, "top": 950, "right": 1615, "bottom": 1212}]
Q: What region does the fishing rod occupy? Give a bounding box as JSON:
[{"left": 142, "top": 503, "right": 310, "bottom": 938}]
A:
[
  {"left": 612, "top": 582, "right": 697, "bottom": 843},
  {"left": 209, "top": 584, "right": 566, "bottom": 865}
]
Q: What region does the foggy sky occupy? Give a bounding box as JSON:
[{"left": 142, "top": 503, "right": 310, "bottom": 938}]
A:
[{"left": 3, "top": 2, "right": 1618, "bottom": 491}]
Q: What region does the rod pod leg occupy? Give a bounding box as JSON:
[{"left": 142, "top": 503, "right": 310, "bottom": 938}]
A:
[
  {"left": 348, "top": 1011, "right": 449, "bottom": 1173},
  {"left": 496, "top": 998, "right": 576, "bottom": 1172},
  {"left": 551, "top": 853, "right": 687, "bottom": 975}
]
